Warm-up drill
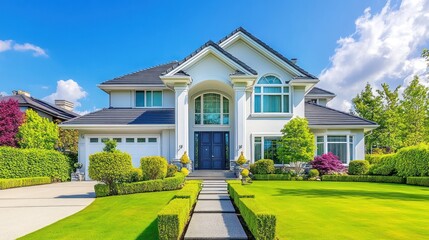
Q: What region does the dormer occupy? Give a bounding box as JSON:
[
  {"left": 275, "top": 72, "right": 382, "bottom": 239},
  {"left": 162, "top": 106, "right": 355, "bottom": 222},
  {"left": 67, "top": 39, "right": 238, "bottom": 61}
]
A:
[{"left": 305, "top": 87, "right": 336, "bottom": 106}]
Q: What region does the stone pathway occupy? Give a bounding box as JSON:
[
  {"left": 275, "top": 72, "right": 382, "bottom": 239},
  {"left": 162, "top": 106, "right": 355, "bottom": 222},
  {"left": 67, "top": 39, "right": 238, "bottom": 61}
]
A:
[{"left": 184, "top": 180, "right": 247, "bottom": 239}]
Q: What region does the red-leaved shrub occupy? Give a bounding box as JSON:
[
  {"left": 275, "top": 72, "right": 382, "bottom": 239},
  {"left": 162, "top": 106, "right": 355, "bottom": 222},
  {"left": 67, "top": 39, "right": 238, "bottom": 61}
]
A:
[
  {"left": 0, "top": 99, "right": 23, "bottom": 147},
  {"left": 310, "top": 152, "right": 346, "bottom": 175}
]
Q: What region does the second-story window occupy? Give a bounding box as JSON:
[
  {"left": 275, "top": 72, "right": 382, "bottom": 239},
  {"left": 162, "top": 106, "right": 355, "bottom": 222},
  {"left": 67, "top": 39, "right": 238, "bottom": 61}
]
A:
[
  {"left": 254, "top": 75, "right": 290, "bottom": 113},
  {"left": 136, "top": 91, "right": 162, "bottom": 107},
  {"left": 195, "top": 93, "right": 229, "bottom": 125}
]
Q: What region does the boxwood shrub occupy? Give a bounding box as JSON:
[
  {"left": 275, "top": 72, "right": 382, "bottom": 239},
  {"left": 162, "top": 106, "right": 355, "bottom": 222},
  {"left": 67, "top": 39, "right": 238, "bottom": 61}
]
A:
[
  {"left": 174, "top": 182, "right": 202, "bottom": 208},
  {"left": 365, "top": 154, "right": 384, "bottom": 164},
  {"left": 94, "top": 184, "right": 110, "bottom": 197},
  {"left": 395, "top": 144, "right": 429, "bottom": 177},
  {"left": 0, "top": 147, "right": 70, "bottom": 181},
  {"left": 406, "top": 177, "right": 429, "bottom": 187},
  {"left": 250, "top": 159, "right": 275, "bottom": 174},
  {"left": 322, "top": 175, "right": 405, "bottom": 184},
  {"left": 141, "top": 156, "right": 168, "bottom": 180},
  {"left": 368, "top": 154, "right": 397, "bottom": 176},
  {"left": 0, "top": 177, "right": 51, "bottom": 190},
  {"left": 158, "top": 198, "right": 191, "bottom": 240},
  {"left": 238, "top": 198, "right": 276, "bottom": 240},
  {"left": 228, "top": 182, "right": 255, "bottom": 203},
  {"left": 348, "top": 160, "right": 370, "bottom": 175}
]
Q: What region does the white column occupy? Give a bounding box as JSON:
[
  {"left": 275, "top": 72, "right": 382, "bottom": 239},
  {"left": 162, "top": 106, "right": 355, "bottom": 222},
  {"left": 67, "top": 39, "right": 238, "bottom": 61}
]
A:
[
  {"left": 234, "top": 85, "right": 247, "bottom": 160},
  {"left": 174, "top": 85, "right": 189, "bottom": 159}
]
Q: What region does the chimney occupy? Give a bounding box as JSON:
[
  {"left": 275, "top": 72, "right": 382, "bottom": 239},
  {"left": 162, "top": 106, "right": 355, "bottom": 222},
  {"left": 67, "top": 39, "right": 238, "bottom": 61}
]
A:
[
  {"left": 291, "top": 58, "right": 298, "bottom": 64},
  {"left": 12, "top": 90, "right": 31, "bottom": 97},
  {"left": 55, "top": 100, "right": 74, "bottom": 111}
]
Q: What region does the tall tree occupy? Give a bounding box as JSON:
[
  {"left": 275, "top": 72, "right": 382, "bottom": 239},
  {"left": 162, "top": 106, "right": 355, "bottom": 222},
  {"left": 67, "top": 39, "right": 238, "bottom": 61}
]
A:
[
  {"left": 55, "top": 119, "right": 79, "bottom": 153},
  {"left": 352, "top": 83, "right": 383, "bottom": 151},
  {"left": 400, "top": 76, "right": 429, "bottom": 146},
  {"left": 0, "top": 99, "right": 24, "bottom": 147},
  {"left": 17, "top": 109, "right": 59, "bottom": 149}
]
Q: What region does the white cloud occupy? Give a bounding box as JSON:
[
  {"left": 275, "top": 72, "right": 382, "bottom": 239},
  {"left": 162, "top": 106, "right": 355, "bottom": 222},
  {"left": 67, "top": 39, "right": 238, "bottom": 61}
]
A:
[
  {"left": 0, "top": 39, "right": 47, "bottom": 57},
  {"left": 75, "top": 107, "right": 99, "bottom": 116},
  {"left": 318, "top": 0, "right": 429, "bottom": 111},
  {"left": 41, "top": 86, "right": 49, "bottom": 90},
  {"left": 0, "top": 91, "right": 8, "bottom": 96},
  {"left": 43, "top": 79, "right": 88, "bottom": 108}
]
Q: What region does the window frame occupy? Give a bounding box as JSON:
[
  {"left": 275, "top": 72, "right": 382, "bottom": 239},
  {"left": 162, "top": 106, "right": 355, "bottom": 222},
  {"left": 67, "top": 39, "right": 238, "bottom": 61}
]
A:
[
  {"left": 135, "top": 90, "right": 163, "bottom": 108},
  {"left": 315, "top": 134, "right": 355, "bottom": 164},
  {"left": 252, "top": 134, "right": 282, "bottom": 164},
  {"left": 253, "top": 75, "right": 291, "bottom": 114},
  {"left": 194, "top": 92, "right": 230, "bottom": 126}
]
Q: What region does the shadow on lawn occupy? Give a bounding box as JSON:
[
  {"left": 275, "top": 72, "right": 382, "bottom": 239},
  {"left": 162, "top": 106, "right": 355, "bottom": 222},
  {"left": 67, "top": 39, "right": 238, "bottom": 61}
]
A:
[
  {"left": 273, "top": 188, "right": 429, "bottom": 201},
  {"left": 136, "top": 219, "right": 158, "bottom": 239}
]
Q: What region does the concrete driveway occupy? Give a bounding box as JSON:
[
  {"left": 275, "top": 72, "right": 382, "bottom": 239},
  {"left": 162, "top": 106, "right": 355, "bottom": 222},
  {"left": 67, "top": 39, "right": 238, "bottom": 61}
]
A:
[{"left": 0, "top": 181, "right": 96, "bottom": 240}]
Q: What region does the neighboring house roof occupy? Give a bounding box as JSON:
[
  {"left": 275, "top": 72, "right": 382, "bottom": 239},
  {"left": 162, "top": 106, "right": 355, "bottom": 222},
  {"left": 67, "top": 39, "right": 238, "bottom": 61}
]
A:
[
  {"left": 306, "top": 87, "right": 336, "bottom": 97},
  {"left": 163, "top": 40, "right": 258, "bottom": 76},
  {"left": 305, "top": 102, "right": 376, "bottom": 126},
  {"left": 0, "top": 95, "right": 79, "bottom": 121},
  {"left": 62, "top": 108, "right": 175, "bottom": 125},
  {"left": 218, "top": 27, "right": 317, "bottom": 79},
  {"left": 100, "top": 61, "right": 178, "bottom": 85}
]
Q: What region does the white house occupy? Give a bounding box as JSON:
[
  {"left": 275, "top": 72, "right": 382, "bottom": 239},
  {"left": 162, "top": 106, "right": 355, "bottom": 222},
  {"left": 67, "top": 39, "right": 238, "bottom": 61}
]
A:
[{"left": 61, "top": 27, "right": 377, "bottom": 179}]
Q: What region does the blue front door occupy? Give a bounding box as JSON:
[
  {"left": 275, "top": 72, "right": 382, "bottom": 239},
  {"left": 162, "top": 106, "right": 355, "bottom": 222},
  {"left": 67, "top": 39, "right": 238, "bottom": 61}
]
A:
[{"left": 196, "top": 132, "right": 228, "bottom": 170}]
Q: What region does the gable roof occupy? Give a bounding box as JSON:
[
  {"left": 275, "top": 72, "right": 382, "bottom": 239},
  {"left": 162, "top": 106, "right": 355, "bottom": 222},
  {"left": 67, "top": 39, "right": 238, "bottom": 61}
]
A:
[
  {"left": 100, "top": 61, "right": 178, "bottom": 85},
  {"left": 305, "top": 102, "right": 376, "bottom": 126},
  {"left": 62, "top": 108, "right": 174, "bottom": 125},
  {"left": 306, "top": 87, "right": 336, "bottom": 97},
  {"left": 218, "top": 27, "right": 317, "bottom": 79},
  {"left": 163, "top": 40, "right": 257, "bottom": 76},
  {"left": 0, "top": 95, "right": 79, "bottom": 121}
]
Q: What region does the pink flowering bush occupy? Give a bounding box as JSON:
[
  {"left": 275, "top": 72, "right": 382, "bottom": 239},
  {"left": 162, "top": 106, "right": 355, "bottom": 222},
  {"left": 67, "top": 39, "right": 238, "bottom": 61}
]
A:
[
  {"left": 0, "top": 99, "right": 23, "bottom": 147},
  {"left": 310, "top": 152, "right": 346, "bottom": 175}
]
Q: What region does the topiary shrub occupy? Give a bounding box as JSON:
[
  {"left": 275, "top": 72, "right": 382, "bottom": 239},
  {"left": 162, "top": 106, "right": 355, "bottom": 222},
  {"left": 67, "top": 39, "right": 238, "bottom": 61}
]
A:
[
  {"left": 236, "top": 151, "right": 247, "bottom": 166},
  {"left": 180, "top": 151, "right": 190, "bottom": 165},
  {"left": 241, "top": 168, "right": 250, "bottom": 177},
  {"left": 141, "top": 156, "right": 168, "bottom": 180},
  {"left": 309, "top": 169, "right": 319, "bottom": 178},
  {"left": 251, "top": 159, "right": 275, "bottom": 174},
  {"left": 310, "top": 152, "right": 345, "bottom": 175},
  {"left": 395, "top": 144, "right": 429, "bottom": 177},
  {"left": 348, "top": 160, "right": 370, "bottom": 175},
  {"left": 180, "top": 167, "right": 189, "bottom": 176},
  {"left": 89, "top": 151, "right": 132, "bottom": 192},
  {"left": 166, "top": 164, "right": 178, "bottom": 178},
  {"left": 368, "top": 154, "right": 397, "bottom": 176}
]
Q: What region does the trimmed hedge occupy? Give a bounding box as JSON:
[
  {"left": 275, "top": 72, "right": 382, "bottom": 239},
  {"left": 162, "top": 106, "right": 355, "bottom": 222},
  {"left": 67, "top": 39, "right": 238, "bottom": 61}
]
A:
[
  {"left": 174, "top": 182, "right": 202, "bottom": 208},
  {"left": 0, "top": 147, "right": 70, "bottom": 181},
  {"left": 0, "top": 177, "right": 51, "bottom": 190},
  {"left": 368, "top": 154, "right": 397, "bottom": 176},
  {"left": 228, "top": 182, "right": 255, "bottom": 203},
  {"left": 158, "top": 198, "right": 190, "bottom": 240},
  {"left": 348, "top": 160, "right": 370, "bottom": 175},
  {"left": 365, "top": 154, "right": 383, "bottom": 164},
  {"left": 250, "top": 159, "right": 275, "bottom": 174},
  {"left": 395, "top": 144, "right": 429, "bottom": 177},
  {"left": 322, "top": 175, "right": 405, "bottom": 184},
  {"left": 406, "top": 177, "right": 429, "bottom": 187},
  {"left": 94, "top": 184, "right": 110, "bottom": 197},
  {"left": 141, "top": 156, "right": 168, "bottom": 180},
  {"left": 253, "top": 174, "right": 292, "bottom": 180}
]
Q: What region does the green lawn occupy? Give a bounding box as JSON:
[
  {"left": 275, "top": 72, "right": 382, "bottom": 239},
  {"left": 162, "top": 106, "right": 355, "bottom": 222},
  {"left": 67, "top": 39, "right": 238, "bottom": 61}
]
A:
[
  {"left": 20, "top": 190, "right": 179, "bottom": 240},
  {"left": 243, "top": 181, "right": 429, "bottom": 240}
]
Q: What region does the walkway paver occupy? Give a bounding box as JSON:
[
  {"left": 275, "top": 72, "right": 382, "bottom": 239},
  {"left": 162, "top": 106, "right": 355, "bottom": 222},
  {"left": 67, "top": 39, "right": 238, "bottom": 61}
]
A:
[
  {"left": 0, "top": 181, "right": 96, "bottom": 240},
  {"left": 184, "top": 180, "right": 247, "bottom": 239}
]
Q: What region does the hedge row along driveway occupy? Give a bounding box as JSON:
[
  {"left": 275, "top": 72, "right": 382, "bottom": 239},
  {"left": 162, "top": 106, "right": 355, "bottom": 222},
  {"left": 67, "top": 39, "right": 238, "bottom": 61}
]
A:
[{"left": 242, "top": 181, "right": 429, "bottom": 240}]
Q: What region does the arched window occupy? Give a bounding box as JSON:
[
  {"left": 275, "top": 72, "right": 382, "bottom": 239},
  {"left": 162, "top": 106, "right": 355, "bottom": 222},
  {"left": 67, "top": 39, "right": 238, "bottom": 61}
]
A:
[
  {"left": 254, "top": 75, "right": 290, "bottom": 113},
  {"left": 195, "top": 93, "right": 229, "bottom": 125}
]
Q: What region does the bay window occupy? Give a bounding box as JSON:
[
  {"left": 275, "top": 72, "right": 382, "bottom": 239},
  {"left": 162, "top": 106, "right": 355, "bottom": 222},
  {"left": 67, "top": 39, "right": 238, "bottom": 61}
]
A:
[
  {"left": 254, "top": 75, "right": 290, "bottom": 113},
  {"left": 135, "top": 90, "right": 162, "bottom": 107},
  {"left": 316, "top": 135, "right": 354, "bottom": 164}
]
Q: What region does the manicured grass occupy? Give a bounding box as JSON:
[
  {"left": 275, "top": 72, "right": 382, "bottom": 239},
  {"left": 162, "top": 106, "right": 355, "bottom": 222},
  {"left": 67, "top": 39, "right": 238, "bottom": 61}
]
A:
[
  {"left": 242, "top": 181, "right": 429, "bottom": 240},
  {"left": 20, "top": 190, "right": 179, "bottom": 240}
]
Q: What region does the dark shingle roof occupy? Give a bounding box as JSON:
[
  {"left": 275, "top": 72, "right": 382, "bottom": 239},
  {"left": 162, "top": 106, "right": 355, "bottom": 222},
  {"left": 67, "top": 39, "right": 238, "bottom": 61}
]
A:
[
  {"left": 62, "top": 108, "right": 175, "bottom": 125},
  {"left": 306, "top": 87, "right": 336, "bottom": 96},
  {"left": 0, "top": 95, "right": 79, "bottom": 121},
  {"left": 163, "top": 40, "right": 257, "bottom": 75},
  {"left": 219, "top": 27, "right": 317, "bottom": 79},
  {"left": 101, "top": 62, "right": 178, "bottom": 85},
  {"left": 305, "top": 102, "right": 376, "bottom": 126}
]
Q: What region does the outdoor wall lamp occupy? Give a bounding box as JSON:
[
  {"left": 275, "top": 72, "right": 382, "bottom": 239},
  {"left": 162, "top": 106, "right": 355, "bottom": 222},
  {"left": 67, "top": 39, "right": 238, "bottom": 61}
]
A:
[
  {"left": 239, "top": 145, "right": 242, "bottom": 149},
  {"left": 178, "top": 145, "right": 183, "bottom": 150}
]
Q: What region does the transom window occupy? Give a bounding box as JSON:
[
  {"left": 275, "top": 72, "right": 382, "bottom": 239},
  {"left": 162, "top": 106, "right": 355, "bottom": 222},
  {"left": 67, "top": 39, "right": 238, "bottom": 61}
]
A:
[
  {"left": 316, "top": 135, "right": 354, "bottom": 164},
  {"left": 136, "top": 90, "right": 162, "bottom": 107},
  {"left": 254, "top": 75, "right": 290, "bottom": 113},
  {"left": 195, "top": 93, "right": 229, "bottom": 125}
]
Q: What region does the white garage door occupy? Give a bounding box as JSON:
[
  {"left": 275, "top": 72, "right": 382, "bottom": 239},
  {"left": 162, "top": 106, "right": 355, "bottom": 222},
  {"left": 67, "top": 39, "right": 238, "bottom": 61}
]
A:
[{"left": 86, "top": 135, "right": 161, "bottom": 167}]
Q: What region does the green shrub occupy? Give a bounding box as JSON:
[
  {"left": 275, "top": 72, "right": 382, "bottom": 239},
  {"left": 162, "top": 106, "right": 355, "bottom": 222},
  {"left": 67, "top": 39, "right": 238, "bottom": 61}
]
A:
[
  {"left": 236, "top": 151, "right": 247, "bottom": 166},
  {"left": 252, "top": 159, "right": 275, "bottom": 174},
  {"left": 174, "top": 182, "right": 202, "bottom": 208},
  {"left": 365, "top": 154, "right": 384, "bottom": 164},
  {"left": 128, "top": 168, "right": 143, "bottom": 182},
  {"left": 141, "top": 156, "right": 168, "bottom": 180},
  {"left": 180, "top": 167, "right": 189, "bottom": 176},
  {"left": 167, "top": 164, "right": 178, "bottom": 178},
  {"left": 0, "top": 147, "right": 70, "bottom": 181},
  {"left": 253, "top": 174, "right": 291, "bottom": 180},
  {"left": 406, "top": 177, "right": 429, "bottom": 187},
  {"left": 89, "top": 151, "right": 133, "bottom": 191},
  {"left": 238, "top": 198, "right": 276, "bottom": 240},
  {"left": 395, "top": 144, "right": 429, "bottom": 177},
  {"left": 348, "top": 160, "right": 370, "bottom": 175},
  {"left": 103, "top": 139, "right": 118, "bottom": 152},
  {"left": 309, "top": 169, "right": 319, "bottom": 178},
  {"left": 94, "top": 184, "right": 110, "bottom": 197},
  {"left": 114, "top": 173, "right": 185, "bottom": 196},
  {"left": 0, "top": 177, "right": 51, "bottom": 190},
  {"left": 322, "top": 175, "right": 405, "bottom": 184},
  {"left": 158, "top": 198, "right": 191, "bottom": 240},
  {"left": 180, "top": 151, "right": 190, "bottom": 165},
  {"left": 228, "top": 183, "right": 255, "bottom": 204},
  {"left": 368, "top": 154, "right": 397, "bottom": 176}
]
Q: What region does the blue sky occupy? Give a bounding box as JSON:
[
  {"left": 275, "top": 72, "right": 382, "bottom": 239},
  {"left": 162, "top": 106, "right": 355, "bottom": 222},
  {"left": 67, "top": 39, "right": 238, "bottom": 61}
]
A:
[{"left": 1, "top": 0, "right": 428, "bottom": 113}]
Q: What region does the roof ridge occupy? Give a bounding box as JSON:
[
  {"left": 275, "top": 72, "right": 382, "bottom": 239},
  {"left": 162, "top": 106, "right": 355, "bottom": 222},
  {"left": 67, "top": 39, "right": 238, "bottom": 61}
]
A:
[
  {"left": 307, "top": 87, "right": 336, "bottom": 96},
  {"left": 306, "top": 102, "right": 376, "bottom": 125},
  {"left": 218, "top": 27, "right": 317, "bottom": 79},
  {"left": 102, "top": 61, "right": 178, "bottom": 84},
  {"left": 31, "top": 97, "right": 79, "bottom": 117}
]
